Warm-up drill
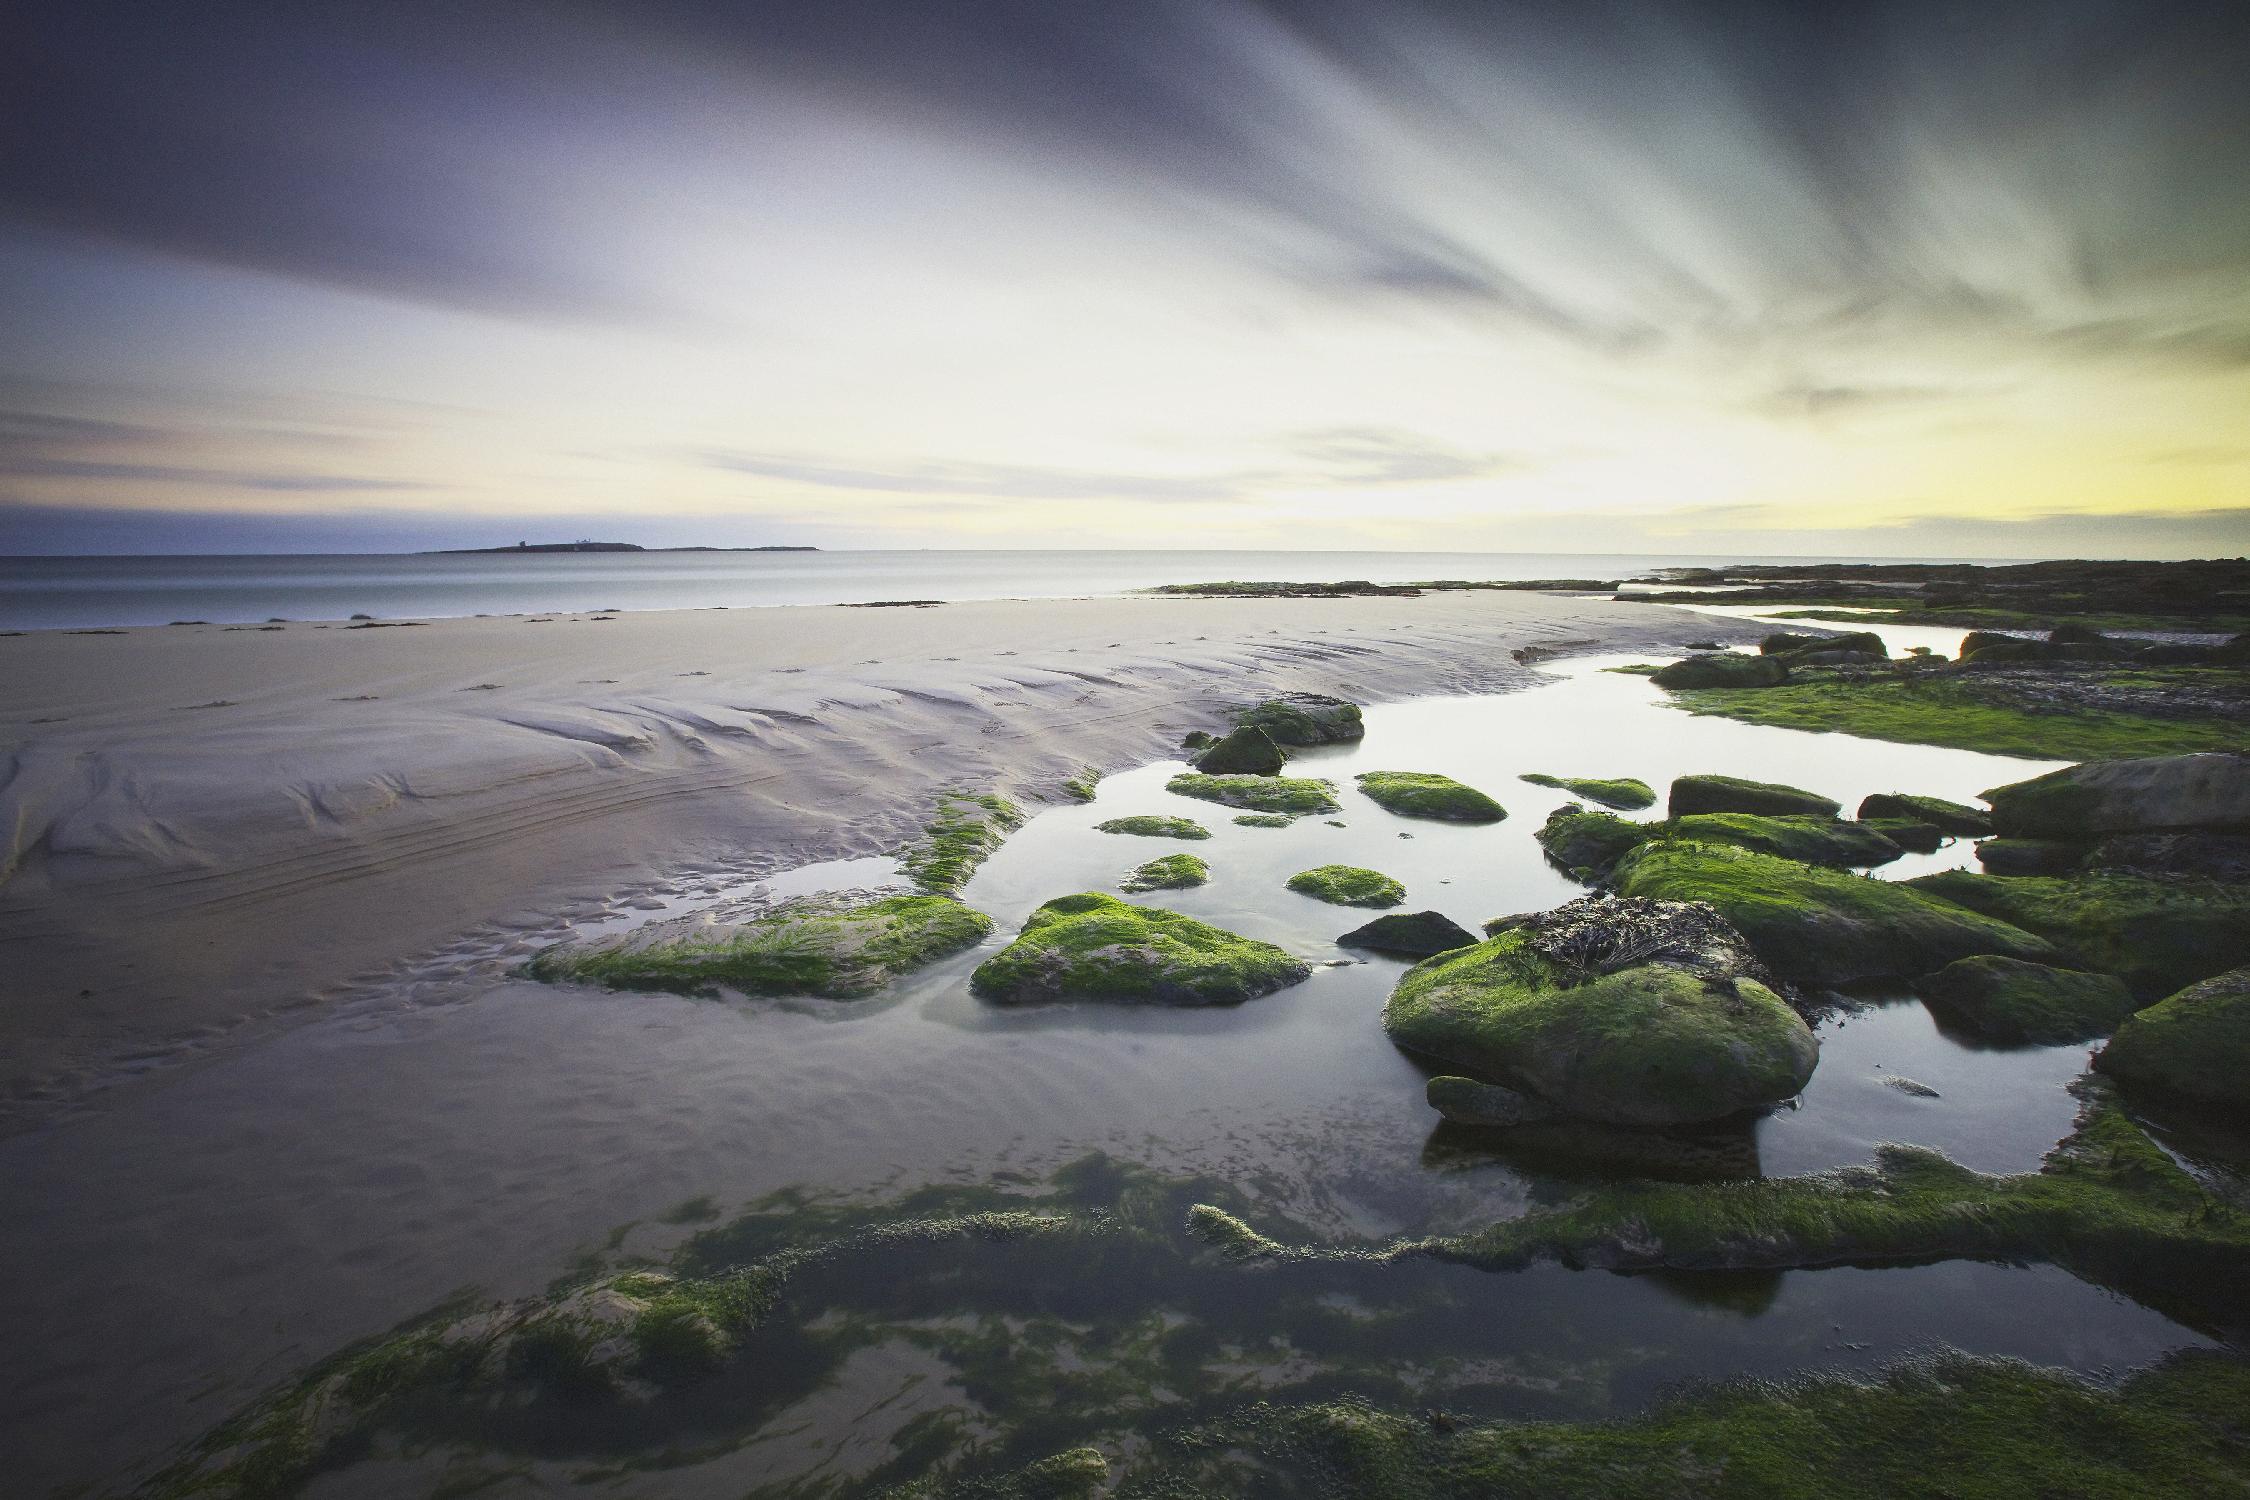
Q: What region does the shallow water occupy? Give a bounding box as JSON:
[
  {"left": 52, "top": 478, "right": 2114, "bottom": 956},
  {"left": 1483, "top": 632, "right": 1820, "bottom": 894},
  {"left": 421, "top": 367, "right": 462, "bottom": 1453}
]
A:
[{"left": 4, "top": 640, "right": 2220, "bottom": 1498}]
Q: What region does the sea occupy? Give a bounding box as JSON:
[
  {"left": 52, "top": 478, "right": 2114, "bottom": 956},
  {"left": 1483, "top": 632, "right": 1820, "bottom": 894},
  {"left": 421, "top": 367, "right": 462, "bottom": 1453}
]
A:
[{"left": 0, "top": 549, "right": 1969, "bottom": 632}]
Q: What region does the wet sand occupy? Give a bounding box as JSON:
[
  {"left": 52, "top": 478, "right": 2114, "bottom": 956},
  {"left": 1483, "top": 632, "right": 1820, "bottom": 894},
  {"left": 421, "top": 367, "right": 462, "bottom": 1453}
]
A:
[{"left": 0, "top": 590, "right": 1739, "bottom": 1126}]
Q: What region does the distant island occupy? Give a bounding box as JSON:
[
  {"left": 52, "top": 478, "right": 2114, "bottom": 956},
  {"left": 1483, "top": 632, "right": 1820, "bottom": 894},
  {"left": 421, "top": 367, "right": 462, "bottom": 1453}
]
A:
[{"left": 426, "top": 540, "right": 819, "bottom": 554}]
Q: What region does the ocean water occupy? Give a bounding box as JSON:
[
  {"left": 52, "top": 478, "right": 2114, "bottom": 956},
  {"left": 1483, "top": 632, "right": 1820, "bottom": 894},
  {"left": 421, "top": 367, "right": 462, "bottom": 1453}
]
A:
[{"left": 0, "top": 549, "right": 1968, "bottom": 630}]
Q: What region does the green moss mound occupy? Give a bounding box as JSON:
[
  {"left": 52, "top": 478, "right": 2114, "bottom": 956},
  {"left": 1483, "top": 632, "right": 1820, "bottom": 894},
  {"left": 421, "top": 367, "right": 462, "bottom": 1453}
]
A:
[
  {"left": 1285, "top": 864, "right": 1407, "bottom": 907},
  {"left": 1059, "top": 768, "right": 1100, "bottom": 802},
  {"left": 1671, "top": 813, "right": 1903, "bottom": 867},
  {"left": 1383, "top": 898, "right": 1816, "bottom": 1125},
  {"left": 1650, "top": 653, "right": 1787, "bottom": 689},
  {"left": 1615, "top": 842, "right": 2055, "bottom": 985},
  {"left": 1535, "top": 805, "right": 1655, "bottom": 880},
  {"left": 525, "top": 894, "right": 992, "bottom": 999},
  {"left": 2097, "top": 966, "right": 2250, "bottom": 1113},
  {"left": 1984, "top": 752, "right": 2250, "bottom": 838},
  {"left": 1669, "top": 774, "right": 1841, "bottom": 819},
  {"left": 970, "top": 893, "right": 1310, "bottom": 1006},
  {"left": 1165, "top": 772, "right": 1339, "bottom": 814},
  {"left": 1519, "top": 773, "right": 1657, "bottom": 809},
  {"left": 1905, "top": 869, "right": 2250, "bottom": 998},
  {"left": 1919, "top": 955, "right": 2138, "bottom": 1046},
  {"left": 899, "top": 792, "right": 1026, "bottom": 893},
  {"left": 1235, "top": 693, "right": 1364, "bottom": 746},
  {"left": 1354, "top": 771, "right": 1506, "bottom": 823},
  {"left": 1232, "top": 811, "right": 1296, "bottom": 828},
  {"left": 1858, "top": 792, "right": 1992, "bottom": 835},
  {"left": 1119, "top": 853, "right": 1210, "bottom": 892},
  {"left": 1094, "top": 813, "right": 1211, "bottom": 840},
  {"left": 1124, "top": 1352, "right": 2250, "bottom": 1500},
  {"left": 1191, "top": 724, "right": 1285, "bottom": 775}
]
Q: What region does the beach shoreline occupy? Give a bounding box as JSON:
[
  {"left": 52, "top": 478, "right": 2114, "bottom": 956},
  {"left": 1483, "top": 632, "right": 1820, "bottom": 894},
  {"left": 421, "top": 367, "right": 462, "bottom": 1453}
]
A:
[{"left": 0, "top": 590, "right": 1744, "bottom": 1129}]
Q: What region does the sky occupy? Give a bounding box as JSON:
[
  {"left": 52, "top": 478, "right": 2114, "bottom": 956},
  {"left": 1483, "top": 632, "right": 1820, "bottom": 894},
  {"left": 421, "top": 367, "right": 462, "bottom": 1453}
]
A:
[{"left": 2, "top": 0, "right": 2246, "bottom": 557}]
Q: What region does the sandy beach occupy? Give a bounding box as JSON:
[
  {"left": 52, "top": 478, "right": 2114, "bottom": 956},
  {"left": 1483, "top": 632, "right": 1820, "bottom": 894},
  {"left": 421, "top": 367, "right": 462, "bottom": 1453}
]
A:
[{"left": 0, "top": 590, "right": 1743, "bottom": 1127}]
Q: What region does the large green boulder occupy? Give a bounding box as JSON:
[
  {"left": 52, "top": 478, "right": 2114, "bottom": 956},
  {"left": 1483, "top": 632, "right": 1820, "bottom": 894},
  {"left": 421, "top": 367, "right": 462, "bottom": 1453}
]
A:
[
  {"left": 1192, "top": 725, "right": 1285, "bottom": 775},
  {"left": 1165, "top": 772, "right": 1339, "bottom": 814},
  {"left": 1535, "top": 805, "right": 1654, "bottom": 880},
  {"left": 1651, "top": 654, "right": 1787, "bottom": 689},
  {"left": 1337, "top": 910, "right": 1478, "bottom": 958},
  {"left": 1858, "top": 793, "right": 1993, "bottom": 836},
  {"left": 1286, "top": 864, "right": 1406, "bottom": 907},
  {"left": 1906, "top": 870, "right": 2250, "bottom": 998},
  {"left": 1983, "top": 753, "right": 2250, "bottom": 839},
  {"left": 1355, "top": 771, "right": 1506, "bottom": 823},
  {"left": 1519, "top": 773, "right": 1657, "bottom": 810},
  {"left": 1235, "top": 694, "right": 1363, "bottom": 746},
  {"left": 1383, "top": 897, "right": 1817, "bottom": 1126},
  {"left": 526, "top": 894, "right": 992, "bottom": 999},
  {"left": 1919, "top": 956, "right": 2138, "bottom": 1046},
  {"left": 1615, "top": 842, "right": 2056, "bottom": 985},
  {"left": 1668, "top": 774, "right": 1841, "bottom": 819},
  {"left": 1671, "top": 813, "right": 1903, "bottom": 867},
  {"left": 2095, "top": 967, "right": 2250, "bottom": 1113},
  {"left": 971, "top": 893, "right": 1308, "bottom": 1006}
]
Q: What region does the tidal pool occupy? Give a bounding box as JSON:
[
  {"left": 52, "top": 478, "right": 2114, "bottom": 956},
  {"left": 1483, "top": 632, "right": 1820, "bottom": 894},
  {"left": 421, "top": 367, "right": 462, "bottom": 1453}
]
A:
[{"left": 3, "top": 638, "right": 2220, "bottom": 1499}]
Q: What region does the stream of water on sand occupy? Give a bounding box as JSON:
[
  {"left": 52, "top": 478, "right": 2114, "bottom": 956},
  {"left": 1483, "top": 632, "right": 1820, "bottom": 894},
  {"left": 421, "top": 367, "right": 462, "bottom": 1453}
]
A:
[{"left": 1, "top": 615, "right": 2223, "bottom": 1497}]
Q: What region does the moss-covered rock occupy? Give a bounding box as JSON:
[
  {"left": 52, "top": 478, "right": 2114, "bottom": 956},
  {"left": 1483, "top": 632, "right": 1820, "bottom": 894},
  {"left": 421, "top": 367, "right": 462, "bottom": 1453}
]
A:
[
  {"left": 1165, "top": 772, "right": 1339, "bottom": 814},
  {"left": 1857, "top": 792, "right": 1993, "bottom": 835},
  {"left": 1919, "top": 956, "right": 2139, "bottom": 1046},
  {"left": 1759, "top": 631, "right": 1820, "bottom": 655},
  {"left": 2091, "top": 830, "right": 2250, "bottom": 882},
  {"left": 899, "top": 792, "right": 1026, "bottom": 893},
  {"left": 1858, "top": 818, "right": 1945, "bottom": 853},
  {"left": 1094, "top": 814, "right": 1211, "bottom": 840},
  {"left": 1286, "top": 864, "right": 1407, "bottom": 908},
  {"left": 970, "top": 893, "right": 1310, "bottom": 1006},
  {"left": 1425, "top": 1075, "right": 1552, "bottom": 1126},
  {"left": 1382, "top": 897, "right": 1817, "bottom": 1125},
  {"left": 2096, "top": 967, "right": 2250, "bottom": 1113},
  {"left": 526, "top": 894, "right": 993, "bottom": 999},
  {"left": 1059, "top": 768, "right": 1100, "bottom": 802},
  {"left": 1668, "top": 774, "right": 1841, "bottom": 819},
  {"left": 1231, "top": 811, "right": 1296, "bottom": 828},
  {"left": 1984, "top": 752, "right": 2250, "bottom": 838},
  {"left": 1337, "top": 910, "right": 1478, "bottom": 958},
  {"left": 1650, "top": 653, "right": 1787, "bottom": 689},
  {"left": 1975, "top": 837, "right": 2089, "bottom": 875},
  {"left": 1235, "top": 693, "right": 1364, "bottom": 746},
  {"left": 1535, "top": 805, "right": 1654, "bottom": 880},
  {"left": 1785, "top": 629, "right": 1888, "bottom": 658},
  {"left": 1615, "top": 842, "right": 2056, "bottom": 985},
  {"left": 1119, "top": 853, "right": 1210, "bottom": 892},
  {"left": 1671, "top": 813, "right": 1903, "bottom": 867},
  {"left": 1354, "top": 771, "right": 1506, "bottom": 823},
  {"left": 1518, "top": 773, "right": 1656, "bottom": 810},
  {"left": 1190, "top": 724, "right": 1285, "bottom": 775},
  {"left": 1906, "top": 869, "right": 2250, "bottom": 998}
]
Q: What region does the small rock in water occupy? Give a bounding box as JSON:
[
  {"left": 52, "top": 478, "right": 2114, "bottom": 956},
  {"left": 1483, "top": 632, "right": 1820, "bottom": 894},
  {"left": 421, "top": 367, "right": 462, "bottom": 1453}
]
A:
[{"left": 1881, "top": 1075, "right": 1942, "bottom": 1098}]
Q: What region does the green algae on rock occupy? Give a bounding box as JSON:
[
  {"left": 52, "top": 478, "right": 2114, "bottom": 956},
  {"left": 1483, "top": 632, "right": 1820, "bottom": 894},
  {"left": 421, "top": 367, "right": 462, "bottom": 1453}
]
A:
[
  {"left": 1166, "top": 771, "right": 1340, "bottom": 814},
  {"left": 1671, "top": 813, "right": 1903, "bottom": 867},
  {"left": 1650, "top": 653, "right": 1788, "bottom": 689},
  {"left": 1232, "top": 811, "right": 1297, "bottom": 828},
  {"left": 971, "top": 892, "right": 1310, "bottom": 1006},
  {"left": 524, "top": 894, "right": 992, "bottom": 999},
  {"left": 1919, "top": 955, "right": 2138, "bottom": 1046},
  {"left": 1191, "top": 723, "right": 1286, "bottom": 775},
  {"left": 1383, "top": 897, "right": 1816, "bottom": 1126},
  {"left": 899, "top": 791, "right": 1027, "bottom": 893},
  {"left": 1974, "top": 837, "right": 2087, "bottom": 875},
  {"left": 1519, "top": 772, "right": 1657, "bottom": 810},
  {"left": 1094, "top": 813, "right": 1212, "bottom": 840},
  {"left": 2096, "top": 966, "right": 2250, "bottom": 1114},
  {"left": 1668, "top": 773, "right": 1841, "bottom": 819},
  {"left": 1119, "top": 853, "right": 1210, "bottom": 892},
  {"left": 1858, "top": 792, "right": 1993, "bottom": 835},
  {"left": 1059, "top": 768, "right": 1100, "bottom": 802},
  {"left": 1354, "top": 770, "right": 1506, "bottom": 823},
  {"left": 1858, "top": 817, "right": 1945, "bottom": 853},
  {"left": 1535, "top": 804, "right": 1655, "bottom": 880},
  {"left": 1614, "top": 842, "right": 2055, "bottom": 985},
  {"left": 1905, "top": 869, "right": 2250, "bottom": 998},
  {"left": 1286, "top": 864, "right": 1407, "bottom": 908},
  {"left": 1235, "top": 693, "right": 1364, "bottom": 746},
  {"left": 1983, "top": 752, "right": 2250, "bottom": 839},
  {"left": 1337, "top": 909, "right": 1478, "bottom": 958}
]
